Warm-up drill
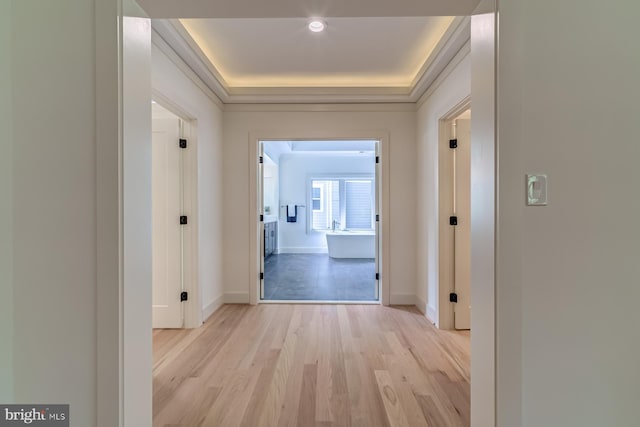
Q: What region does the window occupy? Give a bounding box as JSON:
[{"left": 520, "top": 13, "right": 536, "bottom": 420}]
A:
[
  {"left": 311, "top": 186, "right": 322, "bottom": 211},
  {"left": 310, "top": 178, "right": 374, "bottom": 231}
]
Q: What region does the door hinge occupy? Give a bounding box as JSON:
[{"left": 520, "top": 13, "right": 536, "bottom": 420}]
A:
[
  {"left": 449, "top": 139, "right": 458, "bottom": 149},
  {"left": 180, "top": 291, "right": 188, "bottom": 302},
  {"left": 449, "top": 216, "right": 458, "bottom": 226},
  {"left": 180, "top": 215, "right": 188, "bottom": 225},
  {"left": 376, "top": 273, "right": 380, "bottom": 280},
  {"left": 260, "top": 214, "right": 264, "bottom": 222},
  {"left": 449, "top": 292, "right": 458, "bottom": 303},
  {"left": 259, "top": 156, "right": 264, "bottom": 164},
  {"left": 375, "top": 156, "right": 380, "bottom": 164},
  {"left": 179, "top": 138, "right": 188, "bottom": 149},
  {"left": 260, "top": 272, "right": 264, "bottom": 280},
  {"left": 376, "top": 214, "right": 380, "bottom": 222}
]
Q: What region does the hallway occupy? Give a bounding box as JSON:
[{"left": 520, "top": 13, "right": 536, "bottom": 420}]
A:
[{"left": 153, "top": 304, "right": 470, "bottom": 427}]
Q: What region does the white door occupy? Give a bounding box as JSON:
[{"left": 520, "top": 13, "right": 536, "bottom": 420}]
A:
[
  {"left": 152, "top": 117, "right": 184, "bottom": 328},
  {"left": 454, "top": 118, "right": 471, "bottom": 329}
]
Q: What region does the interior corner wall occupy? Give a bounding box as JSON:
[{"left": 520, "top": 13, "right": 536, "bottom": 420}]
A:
[
  {"left": 222, "top": 109, "right": 417, "bottom": 304},
  {"left": 10, "top": 0, "right": 97, "bottom": 423},
  {"left": 151, "top": 43, "right": 225, "bottom": 319},
  {"left": 498, "top": 1, "right": 640, "bottom": 426},
  {"left": 0, "top": 0, "right": 14, "bottom": 403},
  {"left": 416, "top": 54, "right": 471, "bottom": 324}
]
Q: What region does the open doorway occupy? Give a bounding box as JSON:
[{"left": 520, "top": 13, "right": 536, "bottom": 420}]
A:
[
  {"left": 439, "top": 107, "right": 472, "bottom": 330},
  {"left": 258, "top": 140, "right": 381, "bottom": 302},
  {"left": 151, "top": 100, "right": 199, "bottom": 329},
  {"left": 112, "top": 4, "right": 493, "bottom": 427}
]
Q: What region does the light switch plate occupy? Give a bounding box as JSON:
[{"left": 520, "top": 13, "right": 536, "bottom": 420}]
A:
[{"left": 526, "top": 174, "right": 547, "bottom": 206}]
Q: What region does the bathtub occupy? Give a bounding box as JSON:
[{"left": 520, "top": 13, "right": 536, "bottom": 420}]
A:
[{"left": 325, "top": 230, "right": 376, "bottom": 259}]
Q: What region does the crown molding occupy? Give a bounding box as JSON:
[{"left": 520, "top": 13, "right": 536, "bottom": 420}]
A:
[
  {"left": 224, "top": 103, "right": 417, "bottom": 113},
  {"left": 409, "top": 16, "right": 470, "bottom": 102},
  {"left": 151, "top": 29, "right": 225, "bottom": 108},
  {"left": 151, "top": 16, "right": 470, "bottom": 105}
]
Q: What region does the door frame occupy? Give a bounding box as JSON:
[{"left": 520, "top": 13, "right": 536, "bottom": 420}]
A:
[
  {"left": 257, "top": 143, "right": 382, "bottom": 303},
  {"left": 152, "top": 90, "right": 201, "bottom": 328},
  {"left": 437, "top": 98, "right": 471, "bottom": 330},
  {"left": 97, "top": 4, "right": 497, "bottom": 427},
  {"left": 248, "top": 131, "right": 391, "bottom": 306}
]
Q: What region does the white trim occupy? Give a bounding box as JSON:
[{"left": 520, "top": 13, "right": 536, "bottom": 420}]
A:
[
  {"left": 261, "top": 300, "right": 380, "bottom": 305},
  {"left": 151, "top": 17, "right": 471, "bottom": 105},
  {"left": 416, "top": 41, "right": 471, "bottom": 109},
  {"left": 278, "top": 247, "right": 328, "bottom": 254},
  {"left": 151, "top": 26, "right": 224, "bottom": 108},
  {"left": 224, "top": 103, "right": 417, "bottom": 113},
  {"left": 224, "top": 292, "right": 250, "bottom": 304},
  {"left": 152, "top": 90, "right": 196, "bottom": 121},
  {"left": 426, "top": 305, "right": 438, "bottom": 325},
  {"left": 409, "top": 16, "right": 471, "bottom": 102},
  {"left": 249, "top": 131, "right": 391, "bottom": 307},
  {"left": 415, "top": 295, "right": 428, "bottom": 315},
  {"left": 390, "top": 293, "right": 416, "bottom": 306},
  {"left": 201, "top": 294, "right": 224, "bottom": 322}
]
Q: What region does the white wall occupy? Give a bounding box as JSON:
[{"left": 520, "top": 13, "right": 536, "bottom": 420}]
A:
[
  {"left": 0, "top": 0, "right": 13, "bottom": 403},
  {"left": 151, "top": 42, "right": 225, "bottom": 320},
  {"left": 278, "top": 153, "right": 375, "bottom": 253},
  {"left": 498, "top": 1, "right": 640, "bottom": 426},
  {"left": 223, "top": 109, "right": 416, "bottom": 304},
  {"left": 10, "top": 1, "right": 98, "bottom": 423},
  {"left": 416, "top": 53, "right": 471, "bottom": 321}
]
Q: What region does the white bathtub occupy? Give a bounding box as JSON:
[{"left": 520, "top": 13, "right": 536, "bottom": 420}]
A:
[{"left": 325, "top": 231, "right": 376, "bottom": 259}]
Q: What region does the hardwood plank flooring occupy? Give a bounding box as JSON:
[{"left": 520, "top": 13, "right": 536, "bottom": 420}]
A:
[{"left": 153, "top": 304, "right": 470, "bottom": 427}]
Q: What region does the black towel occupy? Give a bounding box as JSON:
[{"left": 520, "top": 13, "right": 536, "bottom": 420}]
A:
[{"left": 286, "top": 205, "right": 297, "bottom": 222}]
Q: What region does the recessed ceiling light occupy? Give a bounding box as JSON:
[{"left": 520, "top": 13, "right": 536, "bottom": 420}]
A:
[{"left": 308, "top": 19, "right": 327, "bottom": 33}]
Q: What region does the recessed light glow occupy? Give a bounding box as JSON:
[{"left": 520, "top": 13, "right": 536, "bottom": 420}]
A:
[{"left": 308, "top": 19, "right": 327, "bottom": 33}]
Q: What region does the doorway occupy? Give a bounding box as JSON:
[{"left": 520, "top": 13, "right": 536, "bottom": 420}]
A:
[
  {"left": 258, "top": 140, "right": 381, "bottom": 302},
  {"left": 110, "top": 6, "right": 496, "bottom": 427},
  {"left": 248, "top": 132, "right": 391, "bottom": 306},
  {"left": 439, "top": 107, "right": 472, "bottom": 330},
  {"left": 151, "top": 100, "right": 199, "bottom": 329}
]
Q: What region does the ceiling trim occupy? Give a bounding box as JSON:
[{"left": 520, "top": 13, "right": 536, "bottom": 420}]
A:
[
  {"left": 151, "top": 16, "right": 470, "bottom": 104},
  {"left": 409, "top": 16, "right": 470, "bottom": 102},
  {"left": 151, "top": 26, "right": 226, "bottom": 107},
  {"left": 224, "top": 103, "right": 417, "bottom": 113},
  {"left": 416, "top": 39, "right": 471, "bottom": 109}
]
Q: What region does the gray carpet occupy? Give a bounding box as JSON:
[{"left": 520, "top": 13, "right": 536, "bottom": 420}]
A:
[{"left": 263, "top": 254, "right": 377, "bottom": 301}]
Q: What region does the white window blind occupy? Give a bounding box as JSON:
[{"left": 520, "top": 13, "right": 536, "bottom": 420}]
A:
[{"left": 345, "top": 180, "right": 372, "bottom": 229}]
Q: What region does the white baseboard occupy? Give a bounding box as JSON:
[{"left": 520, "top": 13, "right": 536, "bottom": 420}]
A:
[
  {"left": 278, "top": 247, "right": 328, "bottom": 254},
  {"left": 202, "top": 294, "right": 224, "bottom": 322},
  {"left": 224, "top": 292, "right": 250, "bottom": 304},
  {"left": 415, "top": 295, "right": 427, "bottom": 315},
  {"left": 390, "top": 293, "right": 416, "bottom": 305},
  {"left": 426, "top": 304, "right": 438, "bottom": 326}
]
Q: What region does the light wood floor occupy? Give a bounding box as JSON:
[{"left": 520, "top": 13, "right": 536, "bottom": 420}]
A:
[{"left": 153, "top": 304, "right": 470, "bottom": 427}]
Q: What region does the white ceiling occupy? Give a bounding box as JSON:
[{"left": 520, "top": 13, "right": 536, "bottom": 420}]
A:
[
  {"left": 179, "top": 17, "right": 454, "bottom": 88},
  {"left": 146, "top": 0, "right": 477, "bottom": 103}
]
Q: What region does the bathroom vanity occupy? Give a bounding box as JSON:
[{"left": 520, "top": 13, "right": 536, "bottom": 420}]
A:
[{"left": 264, "top": 219, "right": 278, "bottom": 257}]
